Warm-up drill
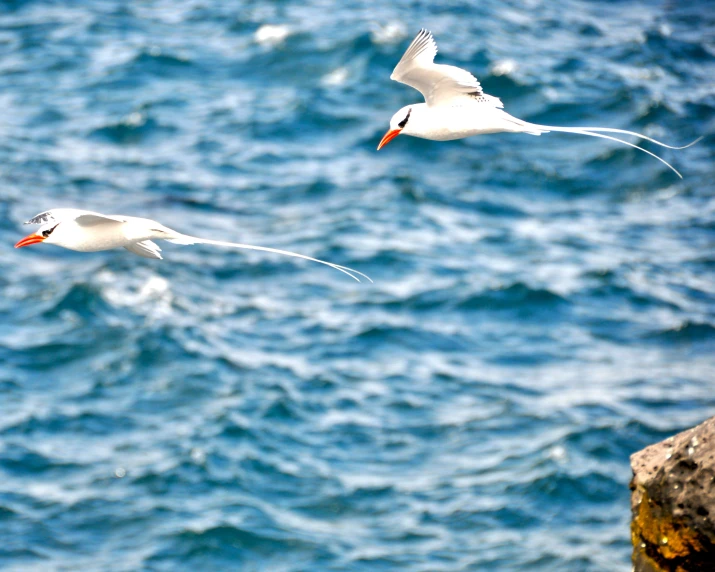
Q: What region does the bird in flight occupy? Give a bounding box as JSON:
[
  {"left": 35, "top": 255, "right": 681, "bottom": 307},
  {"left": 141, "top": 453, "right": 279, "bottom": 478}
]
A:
[
  {"left": 15, "top": 209, "right": 371, "bottom": 283},
  {"left": 378, "top": 29, "right": 700, "bottom": 178}
]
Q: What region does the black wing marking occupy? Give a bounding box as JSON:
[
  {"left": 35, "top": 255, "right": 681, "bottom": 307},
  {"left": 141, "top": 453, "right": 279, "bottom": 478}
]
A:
[{"left": 25, "top": 211, "right": 55, "bottom": 225}]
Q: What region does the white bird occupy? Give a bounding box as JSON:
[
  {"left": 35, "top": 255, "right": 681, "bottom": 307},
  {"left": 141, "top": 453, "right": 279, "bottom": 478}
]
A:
[
  {"left": 378, "top": 29, "right": 701, "bottom": 178},
  {"left": 14, "top": 209, "right": 371, "bottom": 283}
]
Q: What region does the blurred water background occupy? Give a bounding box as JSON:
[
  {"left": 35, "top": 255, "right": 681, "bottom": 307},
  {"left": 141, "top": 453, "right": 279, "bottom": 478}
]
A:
[{"left": 0, "top": 0, "right": 713, "bottom": 570}]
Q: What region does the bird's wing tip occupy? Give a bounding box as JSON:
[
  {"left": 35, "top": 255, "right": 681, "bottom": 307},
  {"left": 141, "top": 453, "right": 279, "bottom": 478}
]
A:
[{"left": 24, "top": 212, "right": 53, "bottom": 225}]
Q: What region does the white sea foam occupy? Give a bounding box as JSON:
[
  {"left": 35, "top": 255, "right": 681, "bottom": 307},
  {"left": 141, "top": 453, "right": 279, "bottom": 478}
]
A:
[{"left": 254, "top": 24, "right": 290, "bottom": 47}]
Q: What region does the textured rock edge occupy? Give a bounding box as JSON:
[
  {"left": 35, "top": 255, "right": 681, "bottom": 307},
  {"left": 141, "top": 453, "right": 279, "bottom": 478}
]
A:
[{"left": 630, "top": 416, "right": 715, "bottom": 571}]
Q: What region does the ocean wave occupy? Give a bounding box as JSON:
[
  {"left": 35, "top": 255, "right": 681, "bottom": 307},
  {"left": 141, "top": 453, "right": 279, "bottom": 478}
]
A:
[
  {"left": 646, "top": 320, "right": 715, "bottom": 343},
  {"left": 456, "top": 282, "right": 568, "bottom": 311},
  {"left": 0, "top": 1, "right": 712, "bottom": 571}
]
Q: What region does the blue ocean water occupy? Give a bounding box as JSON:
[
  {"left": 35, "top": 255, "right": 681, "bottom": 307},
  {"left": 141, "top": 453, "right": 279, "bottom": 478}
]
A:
[{"left": 0, "top": 0, "right": 713, "bottom": 570}]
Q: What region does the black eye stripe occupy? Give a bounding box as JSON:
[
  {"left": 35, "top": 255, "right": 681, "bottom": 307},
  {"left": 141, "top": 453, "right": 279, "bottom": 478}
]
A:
[
  {"left": 42, "top": 224, "right": 58, "bottom": 238},
  {"left": 398, "top": 108, "right": 412, "bottom": 129}
]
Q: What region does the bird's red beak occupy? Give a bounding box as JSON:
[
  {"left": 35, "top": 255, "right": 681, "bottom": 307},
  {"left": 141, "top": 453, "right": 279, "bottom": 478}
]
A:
[
  {"left": 377, "top": 128, "right": 401, "bottom": 150},
  {"left": 15, "top": 233, "right": 46, "bottom": 248}
]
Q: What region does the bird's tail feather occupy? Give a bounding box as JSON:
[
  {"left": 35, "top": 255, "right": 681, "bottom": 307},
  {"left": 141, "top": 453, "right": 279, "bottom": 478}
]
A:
[
  {"left": 166, "top": 234, "right": 371, "bottom": 283},
  {"left": 523, "top": 123, "right": 702, "bottom": 179},
  {"left": 539, "top": 127, "right": 702, "bottom": 150}
]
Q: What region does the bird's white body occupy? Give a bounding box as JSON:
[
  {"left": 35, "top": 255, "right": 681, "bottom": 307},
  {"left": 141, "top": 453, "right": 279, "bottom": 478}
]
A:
[
  {"left": 379, "top": 29, "right": 699, "bottom": 177},
  {"left": 48, "top": 215, "right": 171, "bottom": 252},
  {"left": 397, "top": 103, "right": 544, "bottom": 141},
  {"left": 16, "top": 209, "right": 370, "bottom": 282}
]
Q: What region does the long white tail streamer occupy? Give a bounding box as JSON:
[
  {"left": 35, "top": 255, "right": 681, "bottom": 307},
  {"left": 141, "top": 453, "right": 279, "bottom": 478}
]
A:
[
  {"left": 526, "top": 123, "right": 702, "bottom": 179},
  {"left": 167, "top": 234, "right": 372, "bottom": 283}
]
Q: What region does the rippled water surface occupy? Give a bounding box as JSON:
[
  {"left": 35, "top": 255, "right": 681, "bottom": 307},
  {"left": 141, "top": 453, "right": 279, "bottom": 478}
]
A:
[{"left": 1, "top": 1, "right": 714, "bottom": 570}]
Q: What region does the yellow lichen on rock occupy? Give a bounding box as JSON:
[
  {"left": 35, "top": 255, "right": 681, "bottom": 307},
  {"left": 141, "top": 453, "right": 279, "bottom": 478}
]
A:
[{"left": 631, "top": 487, "right": 703, "bottom": 566}]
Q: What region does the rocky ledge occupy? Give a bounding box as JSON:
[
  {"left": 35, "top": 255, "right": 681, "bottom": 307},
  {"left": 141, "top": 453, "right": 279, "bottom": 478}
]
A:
[{"left": 630, "top": 416, "right": 715, "bottom": 571}]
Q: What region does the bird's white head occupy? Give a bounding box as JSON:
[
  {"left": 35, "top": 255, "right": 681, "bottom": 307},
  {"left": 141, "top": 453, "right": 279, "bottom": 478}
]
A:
[
  {"left": 377, "top": 105, "right": 415, "bottom": 150},
  {"left": 15, "top": 222, "right": 60, "bottom": 249}
]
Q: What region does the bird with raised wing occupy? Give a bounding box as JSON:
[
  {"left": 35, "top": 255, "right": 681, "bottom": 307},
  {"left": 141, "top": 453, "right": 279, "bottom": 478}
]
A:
[
  {"left": 378, "top": 29, "right": 700, "bottom": 178},
  {"left": 15, "top": 209, "right": 371, "bottom": 283}
]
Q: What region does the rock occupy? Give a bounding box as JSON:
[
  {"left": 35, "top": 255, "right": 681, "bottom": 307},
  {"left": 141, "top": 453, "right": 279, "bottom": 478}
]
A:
[{"left": 630, "top": 416, "right": 715, "bottom": 571}]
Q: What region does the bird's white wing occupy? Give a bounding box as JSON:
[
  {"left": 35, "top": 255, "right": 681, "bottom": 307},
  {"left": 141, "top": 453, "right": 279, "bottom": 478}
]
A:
[
  {"left": 25, "top": 209, "right": 89, "bottom": 225},
  {"left": 25, "top": 209, "right": 126, "bottom": 226},
  {"left": 390, "top": 29, "right": 501, "bottom": 108},
  {"left": 125, "top": 240, "right": 163, "bottom": 259},
  {"left": 74, "top": 213, "right": 128, "bottom": 227}
]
